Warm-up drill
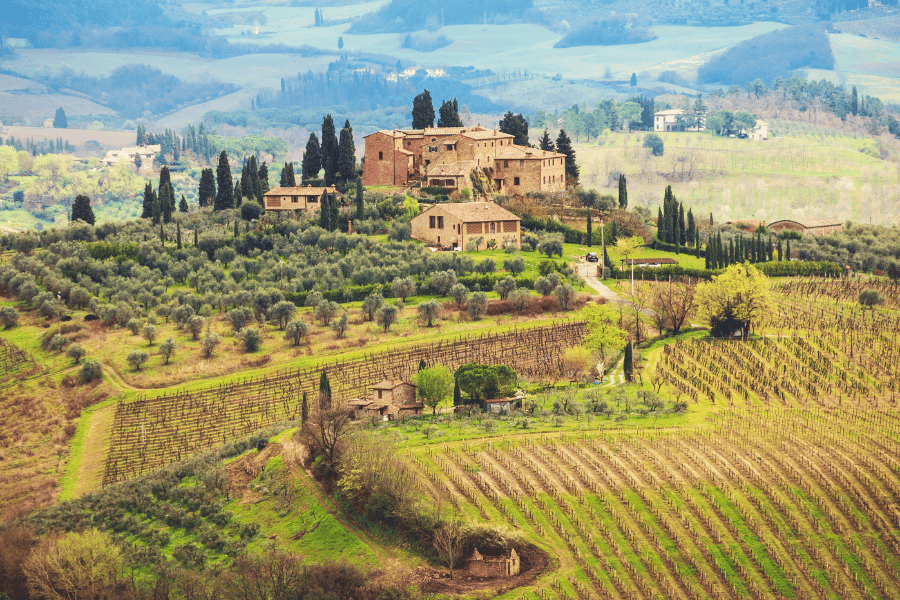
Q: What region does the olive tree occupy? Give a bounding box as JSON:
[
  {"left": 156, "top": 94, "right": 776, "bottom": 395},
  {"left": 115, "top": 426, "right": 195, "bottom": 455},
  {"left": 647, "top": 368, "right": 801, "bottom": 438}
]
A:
[
  {"left": 493, "top": 277, "right": 516, "bottom": 300},
  {"left": 202, "top": 332, "right": 221, "bottom": 359},
  {"left": 466, "top": 291, "right": 487, "bottom": 321},
  {"left": 270, "top": 300, "right": 297, "bottom": 330},
  {"left": 448, "top": 283, "right": 469, "bottom": 307},
  {"left": 361, "top": 291, "right": 384, "bottom": 321},
  {"left": 285, "top": 319, "right": 309, "bottom": 346},
  {"left": 376, "top": 305, "right": 398, "bottom": 332},
  {"left": 159, "top": 337, "right": 178, "bottom": 364},
  {"left": 127, "top": 349, "right": 149, "bottom": 371},
  {"left": 391, "top": 277, "right": 416, "bottom": 302},
  {"left": 417, "top": 299, "right": 441, "bottom": 326}
]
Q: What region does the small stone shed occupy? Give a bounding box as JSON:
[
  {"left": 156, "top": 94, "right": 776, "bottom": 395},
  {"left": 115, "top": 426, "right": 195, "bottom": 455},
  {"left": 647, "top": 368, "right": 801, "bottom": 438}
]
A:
[
  {"left": 349, "top": 379, "right": 423, "bottom": 420},
  {"left": 466, "top": 548, "right": 521, "bottom": 578}
]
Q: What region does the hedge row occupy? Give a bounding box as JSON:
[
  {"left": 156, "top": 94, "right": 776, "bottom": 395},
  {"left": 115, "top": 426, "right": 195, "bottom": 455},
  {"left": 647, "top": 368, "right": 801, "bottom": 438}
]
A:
[{"left": 614, "top": 260, "right": 840, "bottom": 281}]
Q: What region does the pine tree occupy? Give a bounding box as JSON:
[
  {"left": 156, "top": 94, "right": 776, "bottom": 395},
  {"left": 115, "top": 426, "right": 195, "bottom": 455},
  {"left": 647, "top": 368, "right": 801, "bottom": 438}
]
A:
[
  {"left": 214, "top": 151, "right": 234, "bottom": 211},
  {"left": 412, "top": 90, "right": 435, "bottom": 129},
  {"left": 321, "top": 114, "right": 339, "bottom": 186},
  {"left": 618, "top": 174, "right": 627, "bottom": 209},
  {"left": 302, "top": 133, "right": 321, "bottom": 181},
  {"left": 71, "top": 194, "right": 95, "bottom": 225},
  {"left": 555, "top": 129, "right": 578, "bottom": 185},
  {"left": 53, "top": 107, "right": 68, "bottom": 128},
  {"left": 539, "top": 129, "right": 554, "bottom": 152},
  {"left": 355, "top": 178, "right": 364, "bottom": 221},
  {"left": 179, "top": 194, "right": 188, "bottom": 213},
  {"left": 318, "top": 370, "right": 331, "bottom": 410},
  {"left": 499, "top": 111, "right": 530, "bottom": 146},
  {"left": 338, "top": 120, "right": 355, "bottom": 183}
]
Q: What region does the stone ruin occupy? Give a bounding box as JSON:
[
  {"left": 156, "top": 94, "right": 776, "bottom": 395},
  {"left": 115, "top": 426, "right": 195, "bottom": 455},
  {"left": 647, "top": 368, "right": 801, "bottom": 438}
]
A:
[{"left": 465, "top": 547, "right": 521, "bottom": 578}]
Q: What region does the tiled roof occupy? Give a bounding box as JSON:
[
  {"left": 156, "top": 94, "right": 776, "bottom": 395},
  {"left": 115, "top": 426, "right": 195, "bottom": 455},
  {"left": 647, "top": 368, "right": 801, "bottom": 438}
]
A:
[
  {"left": 460, "top": 130, "right": 513, "bottom": 140},
  {"left": 264, "top": 186, "right": 336, "bottom": 196},
  {"left": 428, "top": 161, "right": 476, "bottom": 177},
  {"left": 371, "top": 379, "right": 411, "bottom": 390},
  {"left": 426, "top": 201, "right": 521, "bottom": 223},
  {"left": 424, "top": 126, "right": 489, "bottom": 136},
  {"left": 769, "top": 218, "right": 843, "bottom": 228},
  {"left": 496, "top": 145, "right": 564, "bottom": 160}
]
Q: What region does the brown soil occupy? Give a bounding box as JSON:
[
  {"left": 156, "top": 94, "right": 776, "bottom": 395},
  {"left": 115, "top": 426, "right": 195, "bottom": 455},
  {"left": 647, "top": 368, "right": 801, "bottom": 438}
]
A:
[
  {"left": 224, "top": 442, "right": 283, "bottom": 503},
  {"left": 420, "top": 544, "right": 549, "bottom": 596}
]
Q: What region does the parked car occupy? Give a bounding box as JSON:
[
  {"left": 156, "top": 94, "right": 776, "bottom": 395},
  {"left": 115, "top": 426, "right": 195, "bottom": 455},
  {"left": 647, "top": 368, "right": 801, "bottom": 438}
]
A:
[{"left": 585, "top": 252, "right": 599, "bottom": 262}]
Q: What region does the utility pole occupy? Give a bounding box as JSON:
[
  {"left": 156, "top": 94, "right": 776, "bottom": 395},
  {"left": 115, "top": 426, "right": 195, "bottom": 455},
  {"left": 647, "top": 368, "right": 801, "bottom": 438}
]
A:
[{"left": 600, "top": 218, "right": 606, "bottom": 280}]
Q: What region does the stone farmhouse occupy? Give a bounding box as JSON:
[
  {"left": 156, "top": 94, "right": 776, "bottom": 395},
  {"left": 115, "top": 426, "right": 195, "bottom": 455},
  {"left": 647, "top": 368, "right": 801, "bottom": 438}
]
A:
[
  {"left": 410, "top": 201, "right": 521, "bottom": 250},
  {"left": 654, "top": 109, "right": 705, "bottom": 132},
  {"left": 362, "top": 126, "right": 567, "bottom": 195},
  {"left": 768, "top": 218, "right": 843, "bottom": 237},
  {"left": 349, "top": 379, "right": 423, "bottom": 420},
  {"left": 466, "top": 548, "right": 521, "bottom": 578},
  {"left": 263, "top": 185, "right": 338, "bottom": 216},
  {"left": 102, "top": 145, "right": 160, "bottom": 168}
]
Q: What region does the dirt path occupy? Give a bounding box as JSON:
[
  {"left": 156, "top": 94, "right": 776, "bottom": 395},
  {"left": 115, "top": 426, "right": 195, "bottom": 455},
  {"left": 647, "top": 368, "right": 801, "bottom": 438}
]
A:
[{"left": 72, "top": 404, "right": 116, "bottom": 497}]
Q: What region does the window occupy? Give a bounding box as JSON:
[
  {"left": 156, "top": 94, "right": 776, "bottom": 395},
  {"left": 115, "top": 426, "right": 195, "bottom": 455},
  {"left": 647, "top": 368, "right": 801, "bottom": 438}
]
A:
[
  {"left": 425, "top": 159, "right": 430, "bottom": 165},
  {"left": 431, "top": 137, "right": 436, "bottom": 142},
  {"left": 429, "top": 215, "right": 436, "bottom": 228},
  {"left": 378, "top": 390, "right": 382, "bottom": 399},
  {"left": 514, "top": 177, "right": 520, "bottom": 185},
  {"left": 490, "top": 222, "right": 496, "bottom": 233},
  {"left": 378, "top": 151, "right": 383, "bottom": 160},
  {"left": 519, "top": 160, "right": 524, "bottom": 168},
  {"left": 437, "top": 216, "right": 444, "bottom": 228},
  {"left": 504, "top": 160, "right": 508, "bottom": 168},
  {"left": 446, "top": 144, "right": 453, "bottom": 150},
  {"left": 492, "top": 142, "right": 494, "bottom": 147},
  {"left": 407, "top": 141, "right": 411, "bottom": 146},
  {"left": 291, "top": 197, "right": 298, "bottom": 203},
  {"left": 310, "top": 195, "right": 318, "bottom": 203}
]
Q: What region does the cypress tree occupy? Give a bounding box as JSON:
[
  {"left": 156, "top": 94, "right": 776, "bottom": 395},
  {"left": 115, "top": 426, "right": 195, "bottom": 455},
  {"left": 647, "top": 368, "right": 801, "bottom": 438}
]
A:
[
  {"left": 151, "top": 187, "right": 161, "bottom": 225},
  {"left": 453, "top": 379, "right": 462, "bottom": 406},
  {"left": 329, "top": 194, "right": 339, "bottom": 231},
  {"left": 159, "top": 222, "right": 165, "bottom": 244},
  {"left": 704, "top": 235, "right": 711, "bottom": 269},
  {"left": 158, "top": 166, "right": 175, "bottom": 223},
  {"left": 716, "top": 233, "right": 724, "bottom": 268},
  {"left": 281, "top": 162, "right": 297, "bottom": 187},
  {"left": 767, "top": 235, "right": 774, "bottom": 261},
  {"left": 141, "top": 181, "right": 155, "bottom": 219},
  {"left": 778, "top": 239, "right": 784, "bottom": 261},
  {"left": 412, "top": 89, "right": 435, "bottom": 129},
  {"left": 321, "top": 114, "right": 339, "bottom": 186},
  {"left": 198, "top": 168, "right": 216, "bottom": 208},
  {"left": 240, "top": 162, "right": 251, "bottom": 198},
  {"left": 678, "top": 203, "right": 686, "bottom": 247},
  {"left": 302, "top": 133, "right": 321, "bottom": 181},
  {"left": 623, "top": 342, "right": 633, "bottom": 382},
  {"left": 686, "top": 208, "right": 695, "bottom": 248},
  {"left": 179, "top": 194, "right": 188, "bottom": 213},
  {"left": 176, "top": 222, "right": 182, "bottom": 249},
  {"left": 214, "top": 151, "right": 234, "bottom": 211},
  {"left": 301, "top": 391, "right": 309, "bottom": 424},
  {"left": 418, "top": 358, "right": 426, "bottom": 371},
  {"left": 586, "top": 209, "right": 592, "bottom": 247},
  {"left": 234, "top": 181, "right": 243, "bottom": 207},
  {"left": 355, "top": 178, "right": 364, "bottom": 221},
  {"left": 71, "top": 194, "right": 95, "bottom": 225},
  {"left": 234, "top": 220, "right": 239, "bottom": 238},
  {"left": 258, "top": 161, "right": 269, "bottom": 200},
  {"left": 319, "top": 370, "right": 331, "bottom": 410},
  {"left": 657, "top": 207, "right": 666, "bottom": 243},
  {"left": 786, "top": 239, "right": 791, "bottom": 262},
  {"left": 618, "top": 174, "right": 627, "bottom": 209},
  {"left": 319, "top": 191, "right": 331, "bottom": 230},
  {"left": 194, "top": 228, "right": 198, "bottom": 246},
  {"left": 338, "top": 121, "right": 355, "bottom": 183}
]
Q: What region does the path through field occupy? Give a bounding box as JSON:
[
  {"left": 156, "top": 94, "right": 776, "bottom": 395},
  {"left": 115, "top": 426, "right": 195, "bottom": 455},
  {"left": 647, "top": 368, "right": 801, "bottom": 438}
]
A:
[{"left": 72, "top": 403, "right": 115, "bottom": 498}]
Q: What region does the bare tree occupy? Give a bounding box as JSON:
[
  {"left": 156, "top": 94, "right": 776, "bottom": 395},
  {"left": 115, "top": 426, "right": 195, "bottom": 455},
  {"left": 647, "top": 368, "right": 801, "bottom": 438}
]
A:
[
  {"left": 298, "top": 407, "right": 353, "bottom": 478},
  {"left": 433, "top": 518, "right": 467, "bottom": 580},
  {"left": 650, "top": 277, "right": 697, "bottom": 336}
]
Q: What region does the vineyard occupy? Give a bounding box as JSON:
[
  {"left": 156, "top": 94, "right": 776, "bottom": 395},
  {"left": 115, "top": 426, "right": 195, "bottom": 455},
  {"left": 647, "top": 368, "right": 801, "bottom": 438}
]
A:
[
  {"left": 0, "top": 337, "right": 37, "bottom": 382},
  {"left": 102, "top": 321, "right": 587, "bottom": 485},
  {"left": 410, "top": 406, "right": 900, "bottom": 599}
]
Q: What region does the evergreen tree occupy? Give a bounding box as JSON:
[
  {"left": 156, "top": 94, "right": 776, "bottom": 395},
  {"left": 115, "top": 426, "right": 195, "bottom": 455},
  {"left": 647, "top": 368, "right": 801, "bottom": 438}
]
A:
[
  {"left": 318, "top": 191, "right": 331, "bottom": 230},
  {"left": 198, "top": 168, "right": 216, "bottom": 208},
  {"left": 623, "top": 342, "right": 633, "bottom": 382},
  {"left": 355, "top": 178, "right": 364, "bottom": 221},
  {"left": 412, "top": 89, "right": 435, "bottom": 129},
  {"left": 71, "top": 194, "right": 95, "bottom": 225},
  {"left": 151, "top": 187, "right": 161, "bottom": 225},
  {"left": 851, "top": 86, "right": 859, "bottom": 117},
  {"left": 302, "top": 133, "right": 321, "bottom": 181},
  {"left": 777, "top": 239, "right": 783, "bottom": 261},
  {"left": 704, "top": 235, "right": 711, "bottom": 269},
  {"left": 437, "top": 99, "right": 462, "bottom": 127},
  {"left": 498, "top": 111, "right": 529, "bottom": 146},
  {"left": 716, "top": 233, "right": 724, "bottom": 268},
  {"left": 586, "top": 209, "right": 592, "bottom": 247},
  {"left": 258, "top": 161, "right": 269, "bottom": 200},
  {"left": 319, "top": 370, "right": 331, "bottom": 410},
  {"left": 539, "top": 129, "right": 554, "bottom": 151},
  {"left": 767, "top": 236, "right": 774, "bottom": 261},
  {"left": 678, "top": 203, "right": 686, "bottom": 246},
  {"left": 141, "top": 181, "right": 155, "bottom": 219},
  {"left": 240, "top": 162, "right": 250, "bottom": 198},
  {"left": 453, "top": 379, "right": 462, "bottom": 406},
  {"left": 301, "top": 391, "right": 309, "bottom": 424},
  {"left": 214, "top": 151, "right": 234, "bottom": 211},
  {"left": 176, "top": 222, "right": 182, "bottom": 249},
  {"left": 786, "top": 238, "right": 791, "bottom": 262},
  {"left": 179, "top": 194, "right": 188, "bottom": 213},
  {"left": 321, "top": 114, "right": 339, "bottom": 186},
  {"left": 618, "top": 174, "right": 627, "bottom": 209},
  {"left": 53, "top": 107, "right": 68, "bottom": 128},
  {"left": 686, "top": 209, "right": 696, "bottom": 248},
  {"left": 630, "top": 72, "right": 637, "bottom": 87},
  {"left": 555, "top": 129, "right": 578, "bottom": 185},
  {"left": 136, "top": 124, "right": 145, "bottom": 146},
  {"left": 657, "top": 207, "right": 666, "bottom": 243},
  {"left": 158, "top": 166, "right": 175, "bottom": 223},
  {"left": 234, "top": 181, "right": 243, "bottom": 207},
  {"left": 280, "top": 162, "right": 297, "bottom": 187},
  {"left": 338, "top": 120, "right": 355, "bottom": 183}
]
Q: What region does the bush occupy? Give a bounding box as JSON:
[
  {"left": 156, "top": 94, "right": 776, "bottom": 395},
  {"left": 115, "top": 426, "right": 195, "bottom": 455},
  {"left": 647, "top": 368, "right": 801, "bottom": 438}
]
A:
[
  {"left": 643, "top": 133, "right": 664, "bottom": 156},
  {"left": 0, "top": 306, "right": 19, "bottom": 329},
  {"left": 80, "top": 358, "right": 102, "bottom": 383},
  {"left": 859, "top": 288, "right": 882, "bottom": 308},
  {"left": 237, "top": 327, "right": 262, "bottom": 352},
  {"left": 48, "top": 333, "right": 69, "bottom": 352},
  {"left": 66, "top": 343, "right": 87, "bottom": 364}
]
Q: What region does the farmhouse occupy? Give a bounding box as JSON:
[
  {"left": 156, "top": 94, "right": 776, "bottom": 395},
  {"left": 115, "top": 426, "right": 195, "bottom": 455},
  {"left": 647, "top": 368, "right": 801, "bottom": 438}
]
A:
[
  {"left": 654, "top": 109, "right": 705, "bottom": 132},
  {"left": 263, "top": 185, "right": 337, "bottom": 216},
  {"left": 410, "top": 201, "right": 522, "bottom": 250},
  {"left": 768, "top": 219, "right": 843, "bottom": 237},
  {"left": 349, "top": 379, "right": 423, "bottom": 420},
  {"left": 362, "top": 126, "right": 566, "bottom": 194},
  {"left": 102, "top": 145, "right": 160, "bottom": 168}
]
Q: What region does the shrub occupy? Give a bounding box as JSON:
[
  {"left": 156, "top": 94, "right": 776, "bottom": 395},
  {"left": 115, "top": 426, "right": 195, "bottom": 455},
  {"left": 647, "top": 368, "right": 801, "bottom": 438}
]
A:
[
  {"left": 0, "top": 306, "right": 19, "bottom": 329},
  {"left": 126, "top": 318, "right": 142, "bottom": 335},
  {"left": 643, "top": 133, "right": 664, "bottom": 156},
  {"left": 237, "top": 327, "right": 262, "bottom": 352},
  {"left": 48, "top": 333, "right": 69, "bottom": 352},
  {"left": 80, "top": 358, "right": 102, "bottom": 383},
  {"left": 859, "top": 288, "right": 882, "bottom": 308}
]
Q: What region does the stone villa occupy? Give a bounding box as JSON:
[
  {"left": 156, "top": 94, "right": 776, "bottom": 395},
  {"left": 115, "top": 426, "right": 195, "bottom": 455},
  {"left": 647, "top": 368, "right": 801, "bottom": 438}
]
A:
[
  {"left": 349, "top": 379, "right": 424, "bottom": 420},
  {"left": 410, "top": 201, "right": 522, "bottom": 250},
  {"left": 362, "top": 126, "right": 567, "bottom": 195},
  {"left": 263, "top": 185, "right": 338, "bottom": 216}
]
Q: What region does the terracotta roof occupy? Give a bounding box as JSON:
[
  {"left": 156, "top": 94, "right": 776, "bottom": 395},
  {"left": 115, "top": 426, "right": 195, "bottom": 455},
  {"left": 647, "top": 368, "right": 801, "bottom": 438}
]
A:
[
  {"left": 424, "top": 126, "right": 488, "bottom": 136},
  {"left": 622, "top": 258, "right": 679, "bottom": 265},
  {"left": 428, "top": 161, "right": 476, "bottom": 177},
  {"left": 460, "top": 129, "right": 513, "bottom": 140},
  {"left": 264, "top": 186, "right": 336, "bottom": 196},
  {"left": 371, "top": 379, "right": 411, "bottom": 390},
  {"left": 421, "top": 201, "right": 521, "bottom": 223},
  {"left": 485, "top": 397, "right": 512, "bottom": 404},
  {"left": 496, "top": 145, "right": 564, "bottom": 160},
  {"left": 365, "top": 130, "right": 406, "bottom": 138}
]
